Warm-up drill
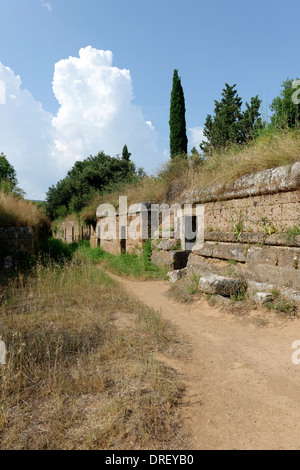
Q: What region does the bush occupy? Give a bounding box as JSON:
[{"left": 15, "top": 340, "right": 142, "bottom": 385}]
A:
[
  {"left": 142, "top": 239, "right": 152, "bottom": 269},
  {"left": 46, "top": 151, "right": 137, "bottom": 220}
]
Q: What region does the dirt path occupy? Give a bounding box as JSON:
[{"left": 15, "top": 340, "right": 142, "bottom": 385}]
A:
[{"left": 110, "top": 274, "right": 300, "bottom": 450}]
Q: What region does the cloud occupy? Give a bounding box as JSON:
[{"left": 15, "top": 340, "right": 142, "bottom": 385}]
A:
[
  {"left": 41, "top": 2, "right": 52, "bottom": 12},
  {"left": 52, "top": 46, "right": 160, "bottom": 174},
  {"left": 0, "top": 64, "right": 56, "bottom": 199},
  {"left": 0, "top": 46, "right": 162, "bottom": 199},
  {"left": 187, "top": 126, "right": 205, "bottom": 151}
]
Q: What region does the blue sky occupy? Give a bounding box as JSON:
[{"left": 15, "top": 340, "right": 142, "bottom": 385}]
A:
[{"left": 0, "top": 0, "right": 299, "bottom": 198}]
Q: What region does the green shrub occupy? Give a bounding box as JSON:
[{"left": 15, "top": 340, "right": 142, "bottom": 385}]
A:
[{"left": 142, "top": 239, "right": 152, "bottom": 269}]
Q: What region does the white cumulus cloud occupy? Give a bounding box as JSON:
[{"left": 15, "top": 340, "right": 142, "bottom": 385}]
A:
[
  {"left": 0, "top": 63, "right": 55, "bottom": 199},
  {"left": 52, "top": 46, "right": 160, "bottom": 174},
  {"left": 0, "top": 46, "right": 162, "bottom": 199}
]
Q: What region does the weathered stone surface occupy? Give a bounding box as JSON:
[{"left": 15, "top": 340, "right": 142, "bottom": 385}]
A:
[
  {"left": 156, "top": 239, "right": 180, "bottom": 251},
  {"left": 152, "top": 250, "right": 173, "bottom": 269},
  {"left": 247, "top": 246, "right": 278, "bottom": 267},
  {"left": 187, "top": 252, "right": 229, "bottom": 277},
  {"left": 205, "top": 231, "right": 263, "bottom": 244},
  {"left": 247, "top": 280, "right": 274, "bottom": 295},
  {"left": 254, "top": 292, "right": 273, "bottom": 304},
  {"left": 188, "top": 251, "right": 300, "bottom": 293},
  {"left": 167, "top": 269, "right": 186, "bottom": 282},
  {"left": 280, "top": 287, "right": 300, "bottom": 307},
  {"left": 266, "top": 234, "right": 300, "bottom": 247},
  {"left": 195, "top": 243, "right": 214, "bottom": 258},
  {"left": 247, "top": 246, "right": 299, "bottom": 270},
  {"left": 239, "top": 263, "right": 300, "bottom": 291},
  {"left": 152, "top": 250, "right": 189, "bottom": 270},
  {"left": 195, "top": 242, "right": 248, "bottom": 263},
  {"left": 204, "top": 231, "right": 300, "bottom": 247},
  {"left": 248, "top": 284, "right": 300, "bottom": 308},
  {"left": 198, "top": 275, "right": 246, "bottom": 297},
  {"left": 182, "top": 162, "right": 300, "bottom": 204},
  {"left": 203, "top": 190, "right": 300, "bottom": 235}
]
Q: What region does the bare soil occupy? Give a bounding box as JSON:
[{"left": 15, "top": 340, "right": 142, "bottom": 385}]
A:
[{"left": 110, "top": 274, "right": 300, "bottom": 450}]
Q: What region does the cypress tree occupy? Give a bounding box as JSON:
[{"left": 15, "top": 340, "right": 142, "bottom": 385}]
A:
[
  {"left": 122, "top": 144, "right": 131, "bottom": 161},
  {"left": 169, "top": 69, "right": 188, "bottom": 159}
]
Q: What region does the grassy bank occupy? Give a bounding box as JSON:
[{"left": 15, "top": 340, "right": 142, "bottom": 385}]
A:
[
  {"left": 0, "top": 257, "right": 184, "bottom": 450},
  {"left": 80, "top": 130, "right": 300, "bottom": 225},
  {"left": 76, "top": 242, "right": 168, "bottom": 280},
  {"left": 0, "top": 191, "right": 49, "bottom": 231}
]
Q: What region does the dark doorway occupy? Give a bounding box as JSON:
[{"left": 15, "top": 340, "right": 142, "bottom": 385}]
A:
[
  {"left": 120, "top": 226, "right": 126, "bottom": 254},
  {"left": 97, "top": 225, "right": 101, "bottom": 247}
]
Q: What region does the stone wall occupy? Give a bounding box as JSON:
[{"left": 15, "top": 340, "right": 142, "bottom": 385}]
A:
[
  {"left": 96, "top": 212, "right": 146, "bottom": 255},
  {"left": 52, "top": 162, "right": 300, "bottom": 303},
  {"left": 0, "top": 227, "right": 36, "bottom": 280},
  {"left": 203, "top": 190, "right": 299, "bottom": 234},
  {"left": 93, "top": 203, "right": 153, "bottom": 255},
  {"left": 55, "top": 220, "right": 90, "bottom": 244},
  {"left": 0, "top": 227, "right": 35, "bottom": 252},
  {"left": 188, "top": 243, "right": 300, "bottom": 293},
  {"left": 183, "top": 162, "right": 300, "bottom": 304}
]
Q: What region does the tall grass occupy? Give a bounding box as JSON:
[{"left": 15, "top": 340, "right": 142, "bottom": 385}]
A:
[
  {"left": 194, "top": 130, "right": 300, "bottom": 190},
  {"left": 0, "top": 191, "right": 49, "bottom": 231},
  {"left": 0, "top": 258, "right": 183, "bottom": 449}
]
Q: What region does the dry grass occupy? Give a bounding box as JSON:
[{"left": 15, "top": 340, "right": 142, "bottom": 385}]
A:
[
  {"left": 81, "top": 130, "right": 300, "bottom": 224},
  {"left": 0, "top": 191, "right": 49, "bottom": 231},
  {"left": 193, "top": 131, "right": 300, "bottom": 190},
  {"left": 0, "top": 258, "right": 185, "bottom": 450},
  {"left": 168, "top": 274, "right": 202, "bottom": 304}
]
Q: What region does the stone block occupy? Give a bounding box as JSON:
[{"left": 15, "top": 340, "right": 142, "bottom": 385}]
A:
[
  {"left": 167, "top": 269, "right": 186, "bottom": 283},
  {"left": 156, "top": 239, "right": 180, "bottom": 251},
  {"left": 151, "top": 250, "right": 189, "bottom": 270},
  {"left": 198, "top": 274, "right": 246, "bottom": 297},
  {"left": 254, "top": 292, "right": 273, "bottom": 304}
]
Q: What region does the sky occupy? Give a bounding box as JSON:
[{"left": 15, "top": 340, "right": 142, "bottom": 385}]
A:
[{"left": 0, "top": 0, "right": 299, "bottom": 199}]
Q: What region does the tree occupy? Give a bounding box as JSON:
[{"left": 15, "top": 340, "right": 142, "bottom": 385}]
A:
[
  {"left": 169, "top": 69, "right": 188, "bottom": 158},
  {"left": 200, "top": 84, "right": 262, "bottom": 155},
  {"left": 240, "top": 95, "right": 263, "bottom": 141},
  {"left": 122, "top": 144, "right": 131, "bottom": 161},
  {"left": 46, "top": 151, "right": 137, "bottom": 219},
  {"left": 0, "top": 152, "right": 18, "bottom": 188},
  {"left": 270, "top": 78, "right": 300, "bottom": 129}
]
